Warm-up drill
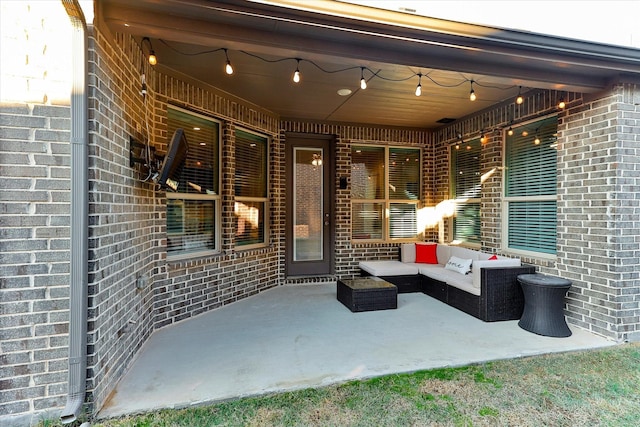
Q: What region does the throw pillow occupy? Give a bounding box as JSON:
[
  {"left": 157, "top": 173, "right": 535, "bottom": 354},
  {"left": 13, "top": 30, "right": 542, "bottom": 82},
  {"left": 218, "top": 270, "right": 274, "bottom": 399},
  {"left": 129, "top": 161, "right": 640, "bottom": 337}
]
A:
[
  {"left": 444, "top": 256, "right": 472, "bottom": 275},
  {"left": 415, "top": 243, "right": 438, "bottom": 264},
  {"left": 488, "top": 254, "right": 498, "bottom": 260}
]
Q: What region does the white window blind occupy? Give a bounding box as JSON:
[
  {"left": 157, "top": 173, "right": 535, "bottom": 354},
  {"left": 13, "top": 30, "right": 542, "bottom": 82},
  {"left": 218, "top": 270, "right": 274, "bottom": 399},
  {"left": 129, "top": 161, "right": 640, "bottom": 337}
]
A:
[
  {"left": 505, "top": 116, "right": 558, "bottom": 255},
  {"left": 235, "top": 128, "right": 268, "bottom": 248}
]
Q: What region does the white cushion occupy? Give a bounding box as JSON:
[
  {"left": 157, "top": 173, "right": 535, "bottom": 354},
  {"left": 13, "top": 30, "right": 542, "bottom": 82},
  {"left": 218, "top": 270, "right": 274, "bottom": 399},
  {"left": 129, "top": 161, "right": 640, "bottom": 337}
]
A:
[
  {"left": 436, "top": 244, "right": 451, "bottom": 265},
  {"left": 449, "top": 246, "right": 482, "bottom": 261},
  {"left": 359, "top": 260, "right": 419, "bottom": 276},
  {"left": 400, "top": 243, "right": 416, "bottom": 263},
  {"left": 444, "top": 256, "right": 472, "bottom": 275}
]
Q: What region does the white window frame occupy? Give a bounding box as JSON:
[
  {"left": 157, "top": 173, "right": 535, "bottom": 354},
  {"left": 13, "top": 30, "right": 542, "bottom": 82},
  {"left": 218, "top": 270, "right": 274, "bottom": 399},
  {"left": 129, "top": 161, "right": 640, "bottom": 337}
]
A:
[
  {"left": 166, "top": 106, "right": 221, "bottom": 260},
  {"left": 351, "top": 144, "right": 422, "bottom": 242},
  {"left": 501, "top": 115, "right": 558, "bottom": 260},
  {"left": 234, "top": 126, "right": 269, "bottom": 250},
  {"left": 449, "top": 138, "right": 481, "bottom": 248}
]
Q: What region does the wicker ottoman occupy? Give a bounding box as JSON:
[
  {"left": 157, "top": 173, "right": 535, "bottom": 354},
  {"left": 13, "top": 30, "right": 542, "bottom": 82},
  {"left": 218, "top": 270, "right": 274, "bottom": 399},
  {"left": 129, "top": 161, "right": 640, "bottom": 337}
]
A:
[{"left": 337, "top": 277, "right": 397, "bottom": 312}]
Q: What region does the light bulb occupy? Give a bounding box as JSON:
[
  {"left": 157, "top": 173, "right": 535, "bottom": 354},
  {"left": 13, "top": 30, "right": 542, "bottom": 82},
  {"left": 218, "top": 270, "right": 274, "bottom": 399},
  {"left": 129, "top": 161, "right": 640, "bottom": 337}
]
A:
[
  {"left": 508, "top": 127, "right": 514, "bottom": 136},
  {"left": 516, "top": 86, "right": 523, "bottom": 104},
  {"left": 534, "top": 136, "right": 541, "bottom": 145},
  {"left": 360, "top": 78, "right": 367, "bottom": 90},
  {"left": 469, "top": 89, "right": 476, "bottom": 101},
  {"left": 415, "top": 83, "right": 422, "bottom": 97},
  {"left": 558, "top": 98, "right": 566, "bottom": 109},
  {"left": 148, "top": 51, "right": 157, "bottom": 66},
  {"left": 480, "top": 134, "right": 486, "bottom": 144},
  {"left": 223, "top": 49, "right": 233, "bottom": 75},
  {"left": 293, "top": 69, "right": 300, "bottom": 83},
  {"left": 522, "top": 130, "right": 529, "bottom": 137}
]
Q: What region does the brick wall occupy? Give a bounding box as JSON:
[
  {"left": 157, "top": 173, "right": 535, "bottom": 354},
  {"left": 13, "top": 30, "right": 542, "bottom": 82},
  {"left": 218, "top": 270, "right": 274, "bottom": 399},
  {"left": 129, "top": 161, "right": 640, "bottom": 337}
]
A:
[
  {"left": 558, "top": 83, "right": 640, "bottom": 341},
  {"left": 0, "top": 103, "right": 71, "bottom": 421},
  {"left": 0, "top": 2, "right": 74, "bottom": 424}
]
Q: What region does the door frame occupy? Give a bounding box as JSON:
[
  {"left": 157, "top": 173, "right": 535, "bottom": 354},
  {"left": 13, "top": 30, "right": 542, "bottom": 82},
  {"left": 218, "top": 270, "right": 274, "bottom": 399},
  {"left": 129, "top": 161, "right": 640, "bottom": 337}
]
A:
[{"left": 284, "top": 132, "right": 336, "bottom": 277}]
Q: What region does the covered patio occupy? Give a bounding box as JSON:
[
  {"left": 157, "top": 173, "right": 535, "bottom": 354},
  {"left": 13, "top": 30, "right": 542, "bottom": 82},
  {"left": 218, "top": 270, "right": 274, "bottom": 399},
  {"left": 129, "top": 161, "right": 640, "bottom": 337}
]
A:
[{"left": 99, "top": 283, "right": 613, "bottom": 419}]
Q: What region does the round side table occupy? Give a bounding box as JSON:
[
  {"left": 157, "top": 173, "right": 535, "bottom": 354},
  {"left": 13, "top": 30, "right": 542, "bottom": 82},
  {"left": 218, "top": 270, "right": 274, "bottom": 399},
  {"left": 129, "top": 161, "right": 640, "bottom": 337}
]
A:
[{"left": 517, "top": 274, "right": 572, "bottom": 337}]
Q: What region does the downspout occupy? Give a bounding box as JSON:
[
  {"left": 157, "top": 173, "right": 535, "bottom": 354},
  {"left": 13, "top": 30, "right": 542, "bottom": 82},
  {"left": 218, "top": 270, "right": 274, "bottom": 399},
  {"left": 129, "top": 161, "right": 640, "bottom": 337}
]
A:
[{"left": 60, "top": 0, "right": 88, "bottom": 423}]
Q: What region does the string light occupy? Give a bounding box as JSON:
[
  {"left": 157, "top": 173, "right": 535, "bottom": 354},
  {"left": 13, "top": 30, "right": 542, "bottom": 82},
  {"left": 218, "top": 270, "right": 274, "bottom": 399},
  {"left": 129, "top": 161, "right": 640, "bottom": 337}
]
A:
[
  {"left": 469, "top": 80, "right": 476, "bottom": 101},
  {"left": 516, "top": 86, "right": 523, "bottom": 104},
  {"left": 360, "top": 67, "right": 367, "bottom": 90},
  {"left": 534, "top": 135, "right": 541, "bottom": 145},
  {"left": 142, "top": 37, "right": 157, "bottom": 65},
  {"left": 415, "top": 73, "right": 422, "bottom": 96},
  {"left": 480, "top": 133, "right": 487, "bottom": 144},
  {"left": 558, "top": 95, "right": 566, "bottom": 109},
  {"left": 293, "top": 59, "right": 301, "bottom": 83},
  {"left": 507, "top": 126, "right": 514, "bottom": 136},
  {"left": 224, "top": 49, "right": 233, "bottom": 75}
]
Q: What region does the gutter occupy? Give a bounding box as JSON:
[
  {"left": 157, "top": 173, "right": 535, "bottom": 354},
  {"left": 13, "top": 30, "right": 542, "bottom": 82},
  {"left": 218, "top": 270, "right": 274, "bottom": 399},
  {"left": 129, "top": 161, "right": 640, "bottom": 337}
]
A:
[{"left": 60, "top": 0, "right": 89, "bottom": 423}]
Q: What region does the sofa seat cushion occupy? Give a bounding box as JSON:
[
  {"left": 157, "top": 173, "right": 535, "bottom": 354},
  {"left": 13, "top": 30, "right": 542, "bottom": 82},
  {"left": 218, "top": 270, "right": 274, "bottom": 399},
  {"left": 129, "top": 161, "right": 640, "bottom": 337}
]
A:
[
  {"left": 359, "top": 260, "right": 419, "bottom": 276},
  {"left": 417, "top": 264, "right": 480, "bottom": 296}
]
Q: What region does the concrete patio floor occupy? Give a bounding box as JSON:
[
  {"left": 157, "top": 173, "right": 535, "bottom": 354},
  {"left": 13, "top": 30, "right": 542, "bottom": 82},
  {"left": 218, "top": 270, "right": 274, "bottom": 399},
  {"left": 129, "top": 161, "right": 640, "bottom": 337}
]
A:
[{"left": 99, "top": 283, "right": 615, "bottom": 419}]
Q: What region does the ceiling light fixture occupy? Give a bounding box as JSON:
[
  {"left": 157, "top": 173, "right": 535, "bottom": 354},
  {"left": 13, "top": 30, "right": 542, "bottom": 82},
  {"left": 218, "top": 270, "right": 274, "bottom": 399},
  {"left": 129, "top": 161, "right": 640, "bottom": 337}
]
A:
[
  {"left": 360, "top": 67, "right": 367, "bottom": 90},
  {"left": 469, "top": 80, "right": 476, "bottom": 101},
  {"left": 223, "top": 49, "right": 233, "bottom": 75},
  {"left": 293, "top": 59, "right": 301, "bottom": 83},
  {"left": 415, "top": 73, "right": 422, "bottom": 97}
]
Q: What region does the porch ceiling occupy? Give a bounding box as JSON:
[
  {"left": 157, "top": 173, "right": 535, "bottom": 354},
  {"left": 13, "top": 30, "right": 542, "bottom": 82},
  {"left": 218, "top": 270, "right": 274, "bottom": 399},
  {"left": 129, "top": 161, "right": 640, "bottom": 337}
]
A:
[{"left": 99, "top": 0, "right": 640, "bottom": 129}]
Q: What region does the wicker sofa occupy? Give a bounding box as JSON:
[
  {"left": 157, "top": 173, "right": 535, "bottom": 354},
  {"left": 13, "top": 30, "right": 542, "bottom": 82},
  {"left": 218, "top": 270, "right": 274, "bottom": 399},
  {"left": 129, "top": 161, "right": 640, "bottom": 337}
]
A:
[{"left": 359, "top": 243, "right": 535, "bottom": 322}]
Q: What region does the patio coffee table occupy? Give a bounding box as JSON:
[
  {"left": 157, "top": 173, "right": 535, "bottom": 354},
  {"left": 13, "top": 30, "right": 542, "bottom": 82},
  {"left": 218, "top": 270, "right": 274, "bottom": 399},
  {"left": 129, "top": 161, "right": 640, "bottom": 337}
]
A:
[{"left": 337, "top": 277, "right": 397, "bottom": 312}]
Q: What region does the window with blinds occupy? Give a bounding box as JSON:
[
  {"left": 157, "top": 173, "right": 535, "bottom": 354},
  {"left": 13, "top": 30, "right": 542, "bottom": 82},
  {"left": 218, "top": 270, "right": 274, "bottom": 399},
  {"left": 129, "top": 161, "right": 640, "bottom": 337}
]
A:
[
  {"left": 166, "top": 107, "right": 220, "bottom": 257},
  {"left": 351, "top": 145, "right": 421, "bottom": 241},
  {"left": 451, "top": 139, "right": 481, "bottom": 244},
  {"left": 504, "top": 116, "right": 558, "bottom": 255},
  {"left": 235, "top": 128, "right": 268, "bottom": 248}
]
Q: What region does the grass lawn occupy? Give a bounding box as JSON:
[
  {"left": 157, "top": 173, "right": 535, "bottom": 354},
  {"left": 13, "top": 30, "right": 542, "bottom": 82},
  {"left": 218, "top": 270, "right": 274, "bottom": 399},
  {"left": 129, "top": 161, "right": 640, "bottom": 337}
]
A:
[{"left": 44, "top": 343, "right": 640, "bottom": 426}]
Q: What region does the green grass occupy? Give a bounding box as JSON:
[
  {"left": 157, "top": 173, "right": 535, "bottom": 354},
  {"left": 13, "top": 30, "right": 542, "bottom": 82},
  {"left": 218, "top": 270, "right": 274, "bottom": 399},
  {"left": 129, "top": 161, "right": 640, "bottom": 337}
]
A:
[{"left": 42, "top": 343, "right": 640, "bottom": 427}]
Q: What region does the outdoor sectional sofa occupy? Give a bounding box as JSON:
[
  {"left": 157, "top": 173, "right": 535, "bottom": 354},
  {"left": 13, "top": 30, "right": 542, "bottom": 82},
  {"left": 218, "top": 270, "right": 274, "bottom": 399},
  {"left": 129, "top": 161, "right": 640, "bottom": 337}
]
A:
[{"left": 359, "top": 243, "right": 536, "bottom": 322}]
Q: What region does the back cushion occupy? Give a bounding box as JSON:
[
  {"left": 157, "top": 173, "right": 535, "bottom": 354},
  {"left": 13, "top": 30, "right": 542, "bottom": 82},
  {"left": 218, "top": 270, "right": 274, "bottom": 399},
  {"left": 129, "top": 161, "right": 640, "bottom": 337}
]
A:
[
  {"left": 436, "top": 244, "right": 451, "bottom": 265},
  {"left": 415, "top": 243, "right": 438, "bottom": 264},
  {"left": 400, "top": 243, "right": 416, "bottom": 263},
  {"left": 450, "top": 246, "right": 482, "bottom": 261}
]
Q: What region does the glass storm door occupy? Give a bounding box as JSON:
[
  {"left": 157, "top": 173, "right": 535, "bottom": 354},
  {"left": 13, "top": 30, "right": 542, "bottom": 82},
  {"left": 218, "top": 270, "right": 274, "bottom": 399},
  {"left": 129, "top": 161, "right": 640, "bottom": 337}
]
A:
[{"left": 286, "top": 134, "right": 334, "bottom": 276}]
